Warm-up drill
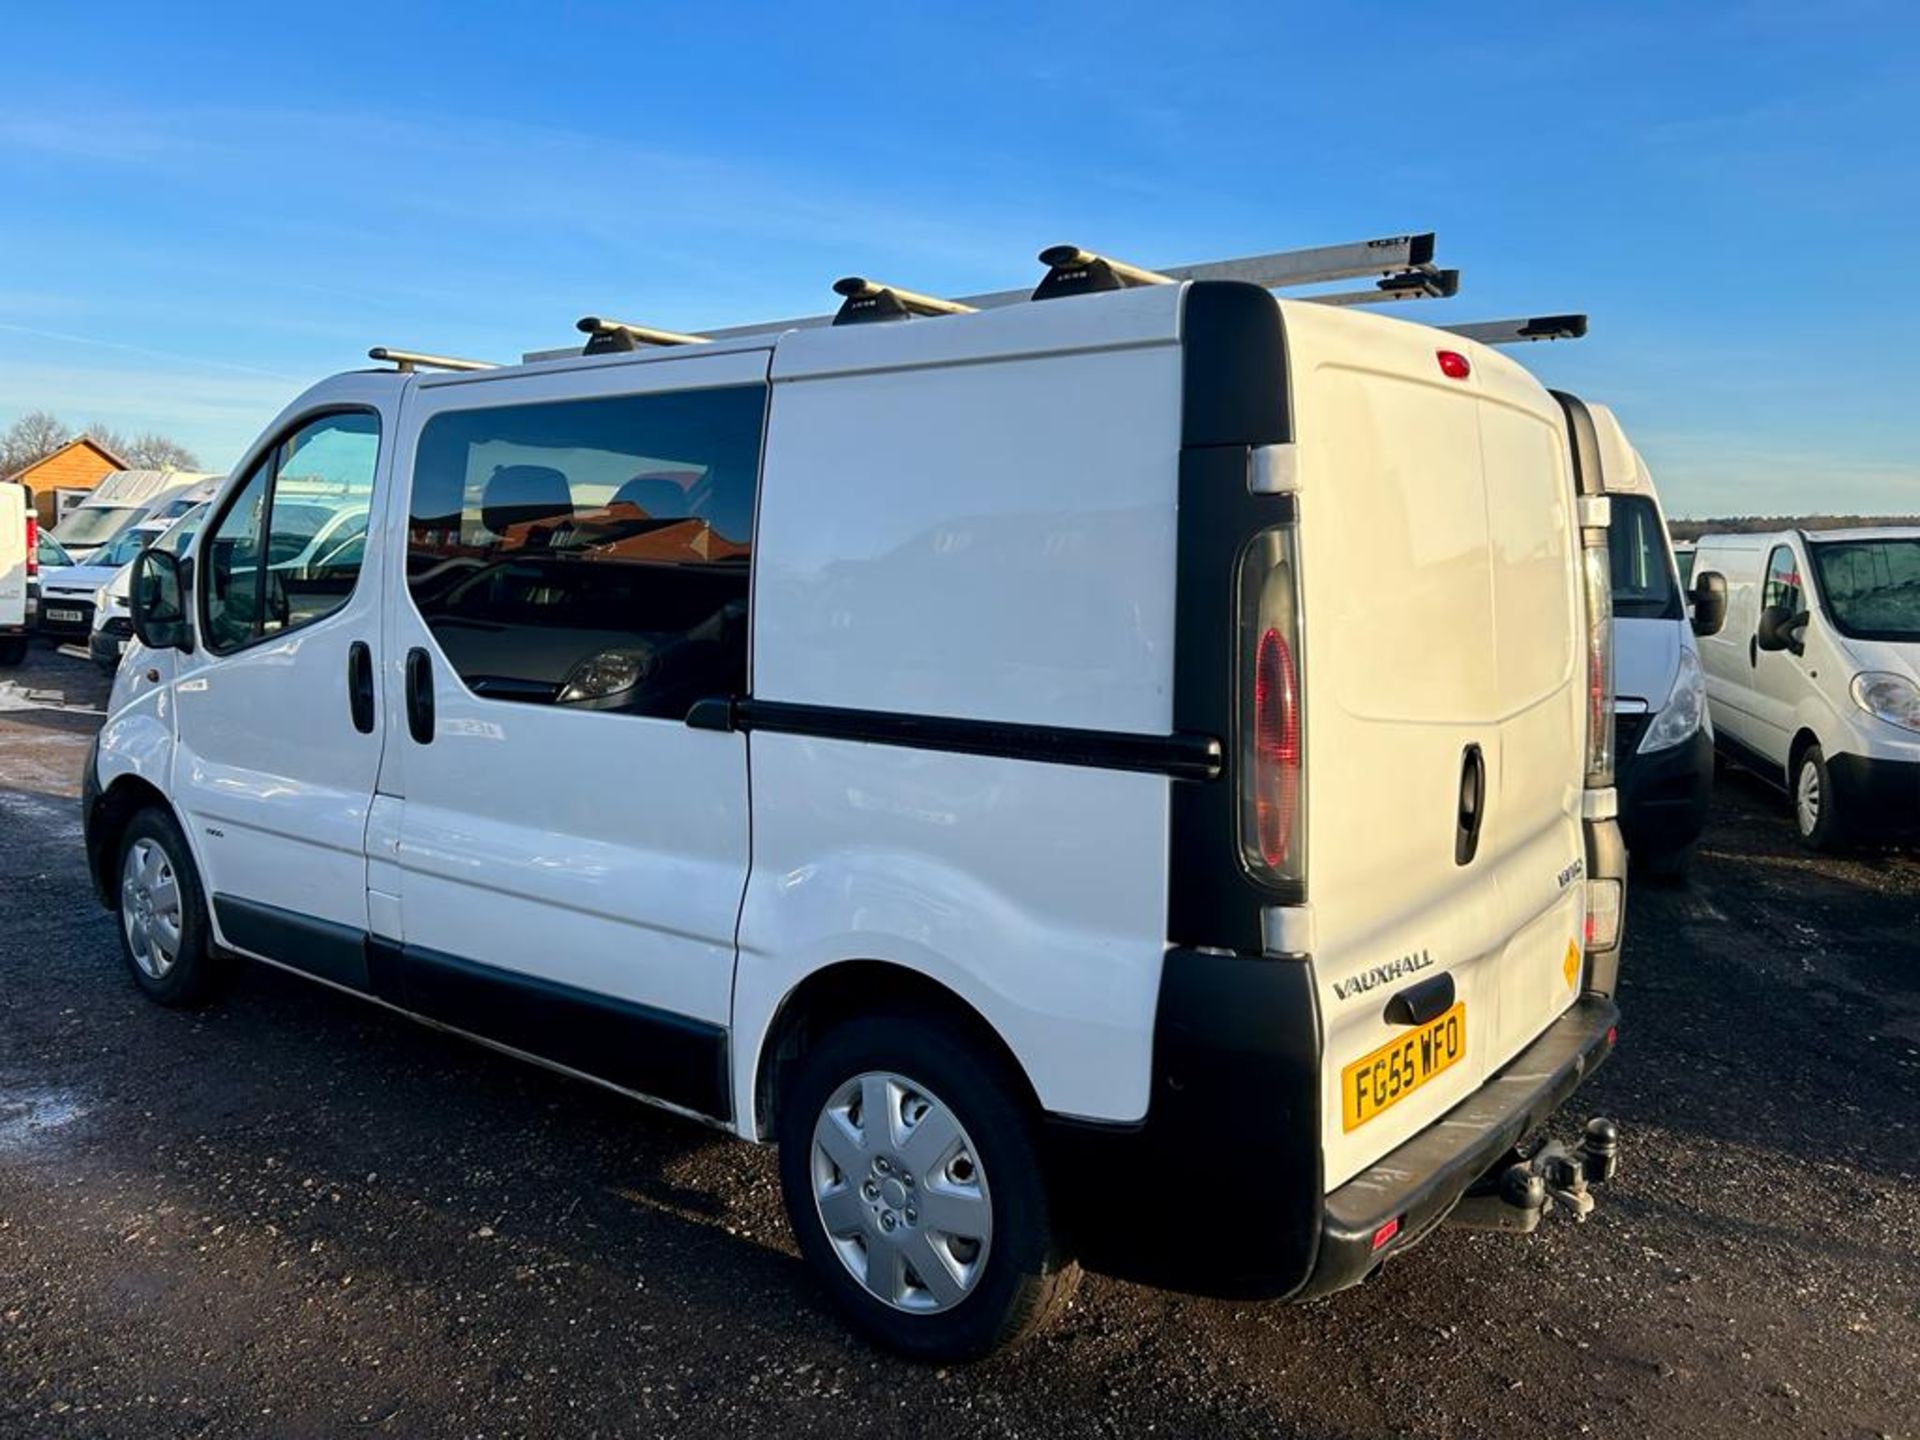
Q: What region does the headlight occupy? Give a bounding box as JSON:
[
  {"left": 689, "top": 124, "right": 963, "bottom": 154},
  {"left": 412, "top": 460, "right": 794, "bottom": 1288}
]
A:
[
  {"left": 557, "top": 648, "right": 653, "bottom": 708},
  {"left": 1639, "top": 645, "right": 1708, "bottom": 753},
  {"left": 93, "top": 585, "right": 110, "bottom": 610},
  {"left": 1850, "top": 672, "right": 1920, "bottom": 733}
]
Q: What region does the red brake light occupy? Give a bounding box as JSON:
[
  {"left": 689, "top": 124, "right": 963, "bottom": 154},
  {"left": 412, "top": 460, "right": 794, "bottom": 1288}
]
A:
[
  {"left": 24, "top": 515, "right": 37, "bottom": 577},
  {"left": 1253, "top": 626, "right": 1301, "bottom": 868},
  {"left": 1370, "top": 1216, "right": 1402, "bottom": 1251},
  {"left": 1436, "top": 350, "right": 1471, "bottom": 380}
]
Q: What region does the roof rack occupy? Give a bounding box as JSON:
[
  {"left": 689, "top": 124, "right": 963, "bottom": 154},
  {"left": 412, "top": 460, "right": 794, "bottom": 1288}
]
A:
[
  {"left": 1440, "top": 314, "right": 1588, "bottom": 345},
  {"left": 689, "top": 231, "right": 1459, "bottom": 342},
  {"left": 832, "top": 277, "right": 978, "bottom": 326},
  {"left": 368, "top": 346, "right": 496, "bottom": 373},
  {"left": 577, "top": 316, "right": 711, "bottom": 354}
]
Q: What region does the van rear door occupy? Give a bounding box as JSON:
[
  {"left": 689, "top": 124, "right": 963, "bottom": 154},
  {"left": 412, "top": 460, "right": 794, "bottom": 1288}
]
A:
[
  {"left": 1288, "top": 308, "right": 1586, "bottom": 1187},
  {"left": 1, "top": 485, "right": 25, "bottom": 633}
]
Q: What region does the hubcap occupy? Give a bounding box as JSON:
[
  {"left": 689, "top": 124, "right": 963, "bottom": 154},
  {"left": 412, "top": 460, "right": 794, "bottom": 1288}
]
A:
[
  {"left": 120, "top": 837, "right": 183, "bottom": 980},
  {"left": 1796, "top": 759, "right": 1822, "bottom": 836},
  {"left": 810, "top": 1071, "right": 992, "bottom": 1314}
]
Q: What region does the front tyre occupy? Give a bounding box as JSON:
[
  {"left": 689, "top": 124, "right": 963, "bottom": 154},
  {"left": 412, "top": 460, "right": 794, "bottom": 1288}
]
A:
[
  {"left": 1793, "top": 744, "right": 1845, "bottom": 851},
  {"left": 776, "top": 1012, "right": 1079, "bottom": 1361},
  {"left": 117, "top": 807, "right": 221, "bottom": 1005}
]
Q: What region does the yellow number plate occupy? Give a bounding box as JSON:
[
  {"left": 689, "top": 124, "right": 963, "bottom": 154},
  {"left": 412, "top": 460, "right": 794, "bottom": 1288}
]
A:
[{"left": 1341, "top": 1002, "right": 1467, "bottom": 1132}]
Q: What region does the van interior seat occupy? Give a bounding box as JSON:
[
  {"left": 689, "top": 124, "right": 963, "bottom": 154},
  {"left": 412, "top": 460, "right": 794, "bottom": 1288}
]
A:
[
  {"left": 482, "top": 464, "right": 574, "bottom": 537},
  {"left": 611, "top": 475, "right": 690, "bottom": 519}
]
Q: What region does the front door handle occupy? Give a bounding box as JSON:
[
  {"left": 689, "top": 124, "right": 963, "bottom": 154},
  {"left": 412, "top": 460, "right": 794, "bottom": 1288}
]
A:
[
  {"left": 1455, "top": 743, "right": 1486, "bottom": 866},
  {"left": 405, "top": 647, "right": 434, "bottom": 745},
  {"left": 347, "top": 641, "right": 375, "bottom": 734}
]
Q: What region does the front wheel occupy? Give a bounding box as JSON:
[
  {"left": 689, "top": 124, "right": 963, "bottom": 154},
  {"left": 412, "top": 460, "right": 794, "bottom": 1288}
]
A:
[
  {"left": 1793, "top": 744, "right": 1846, "bottom": 851},
  {"left": 776, "top": 1012, "right": 1079, "bottom": 1361},
  {"left": 117, "top": 807, "right": 222, "bottom": 1005}
]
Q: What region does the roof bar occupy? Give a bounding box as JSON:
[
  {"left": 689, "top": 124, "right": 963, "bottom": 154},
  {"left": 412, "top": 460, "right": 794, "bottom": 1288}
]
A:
[
  {"left": 831, "top": 277, "right": 978, "bottom": 326},
  {"left": 577, "top": 316, "right": 711, "bottom": 354},
  {"left": 1032, "top": 245, "right": 1173, "bottom": 301},
  {"left": 695, "top": 232, "right": 1451, "bottom": 340},
  {"left": 1305, "top": 267, "right": 1462, "bottom": 308},
  {"left": 1440, "top": 314, "right": 1589, "bottom": 345},
  {"left": 368, "top": 346, "right": 496, "bottom": 373}
]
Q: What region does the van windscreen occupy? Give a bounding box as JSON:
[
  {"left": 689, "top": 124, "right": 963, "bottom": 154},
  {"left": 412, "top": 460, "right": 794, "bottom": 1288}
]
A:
[
  {"left": 1809, "top": 538, "right": 1920, "bottom": 641},
  {"left": 1607, "top": 496, "right": 1681, "bottom": 620}
]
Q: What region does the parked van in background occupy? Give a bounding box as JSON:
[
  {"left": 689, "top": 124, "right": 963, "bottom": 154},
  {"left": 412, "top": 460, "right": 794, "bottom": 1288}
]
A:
[
  {"left": 1557, "top": 401, "right": 1712, "bottom": 878},
  {"left": 1693, "top": 527, "right": 1920, "bottom": 846},
  {"left": 88, "top": 251, "right": 1627, "bottom": 1360},
  {"left": 1, "top": 484, "right": 30, "bottom": 666},
  {"left": 52, "top": 470, "right": 211, "bottom": 562}
]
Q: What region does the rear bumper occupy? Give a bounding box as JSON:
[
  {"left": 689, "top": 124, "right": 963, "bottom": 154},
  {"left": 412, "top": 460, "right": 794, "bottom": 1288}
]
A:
[
  {"left": 1301, "top": 994, "right": 1618, "bottom": 1296},
  {"left": 1043, "top": 944, "right": 1622, "bottom": 1301},
  {"left": 1616, "top": 726, "right": 1713, "bottom": 857}
]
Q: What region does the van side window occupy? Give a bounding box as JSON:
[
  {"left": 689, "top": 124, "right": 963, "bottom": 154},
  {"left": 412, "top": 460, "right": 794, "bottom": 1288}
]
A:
[
  {"left": 1606, "top": 496, "right": 1680, "bottom": 620},
  {"left": 201, "top": 411, "right": 381, "bottom": 654},
  {"left": 405, "top": 385, "right": 766, "bottom": 719},
  {"left": 1762, "top": 545, "right": 1803, "bottom": 617}
]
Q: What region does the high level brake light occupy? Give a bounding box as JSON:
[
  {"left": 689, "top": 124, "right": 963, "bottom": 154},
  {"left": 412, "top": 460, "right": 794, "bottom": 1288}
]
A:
[{"left": 1238, "top": 526, "right": 1305, "bottom": 884}]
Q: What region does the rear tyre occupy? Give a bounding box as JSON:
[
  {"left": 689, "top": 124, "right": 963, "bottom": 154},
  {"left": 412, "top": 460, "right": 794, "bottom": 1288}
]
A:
[
  {"left": 116, "top": 807, "right": 222, "bottom": 1006},
  {"left": 775, "top": 1011, "right": 1080, "bottom": 1361},
  {"left": 0, "top": 636, "right": 25, "bottom": 667},
  {"left": 1792, "top": 744, "right": 1845, "bottom": 851}
]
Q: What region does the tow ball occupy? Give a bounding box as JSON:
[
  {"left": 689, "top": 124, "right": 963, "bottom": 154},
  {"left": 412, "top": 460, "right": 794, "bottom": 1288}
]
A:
[{"left": 1449, "top": 1117, "right": 1620, "bottom": 1234}]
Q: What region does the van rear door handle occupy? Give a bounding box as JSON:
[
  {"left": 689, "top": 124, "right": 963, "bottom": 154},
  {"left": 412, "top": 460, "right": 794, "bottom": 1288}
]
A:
[
  {"left": 405, "top": 647, "right": 434, "bottom": 745},
  {"left": 347, "top": 641, "right": 375, "bottom": 734},
  {"left": 1455, "top": 743, "right": 1486, "bottom": 866}
]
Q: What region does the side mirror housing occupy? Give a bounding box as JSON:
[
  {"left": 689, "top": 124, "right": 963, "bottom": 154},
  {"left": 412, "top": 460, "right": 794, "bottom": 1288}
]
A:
[
  {"left": 1689, "top": 571, "right": 1728, "bottom": 637},
  {"left": 1755, "top": 603, "right": 1807, "bottom": 657},
  {"left": 130, "top": 549, "right": 193, "bottom": 653}
]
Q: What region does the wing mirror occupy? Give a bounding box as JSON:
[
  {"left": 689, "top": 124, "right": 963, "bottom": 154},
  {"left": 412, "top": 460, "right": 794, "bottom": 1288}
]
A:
[
  {"left": 130, "top": 549, "right": 193, "bottom": 653},
  {"left": 1755, "top": 603, "right": 1808, "bottom": 657},
  {"left": 1689, "top": 570, "right": 1728, "bottom": 637}
]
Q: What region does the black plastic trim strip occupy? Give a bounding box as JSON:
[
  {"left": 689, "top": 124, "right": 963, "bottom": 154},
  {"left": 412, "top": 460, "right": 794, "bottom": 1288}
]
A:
[
  {"left": 208, "top": 896, "right": 732, "bottom": 1122},
  {"left": 214, "top": 895, "right": 371, "bottom": 990},
  {"left": 398, "top": 944, "right": 731, "bottom": 1120},
  {"left": 693, "top": 697, "right": 1221, "bottom": 781},
  {"left": 1168, "top": 281, "right": 1301, "bottom": 953}
]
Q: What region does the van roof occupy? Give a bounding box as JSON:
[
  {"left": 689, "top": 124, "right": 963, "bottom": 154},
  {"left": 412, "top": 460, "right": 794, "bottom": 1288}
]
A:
[{"left": 1697, "top": 525, "right": 1920, "bottom": 549}]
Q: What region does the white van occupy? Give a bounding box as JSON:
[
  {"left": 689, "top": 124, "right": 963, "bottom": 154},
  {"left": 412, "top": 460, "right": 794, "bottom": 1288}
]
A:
[
  {"left": 1555, "top": 400, "right": 1714, "bottom": 877},
  {"left": 1, "top": 483, "right": 30, "bottom": 666},
  {"left": 52, "top": 470, "right": 211, "bottom": 562},
  {"left": 87, "top": 265, "right": 1627, "bottom": 1359},
  {"left": 1692, "top": 527, "right": 1920, "bottom": 846}
]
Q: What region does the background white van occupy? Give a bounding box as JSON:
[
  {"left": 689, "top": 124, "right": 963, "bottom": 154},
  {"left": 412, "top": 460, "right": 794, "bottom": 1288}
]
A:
[
  {"left": 1692, "top": 526, "right": 1920, "bottom": 846},
  {"left": 1558, "top": 400, "right": 1713, "bottom": 877},
  {"left": 1, "top": 484, "right": 29, "bottom": 666}
]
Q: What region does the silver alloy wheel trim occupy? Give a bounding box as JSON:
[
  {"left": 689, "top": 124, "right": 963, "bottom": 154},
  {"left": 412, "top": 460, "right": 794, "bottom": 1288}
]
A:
[
  {"left": 120, "top": 836, "right": 183, "bottom": 980},
  {"left": 809, "top": 1070, "right": 993, "bottom": 1314},
  {"left": 1796, "top": 756, "right": 1822, "bottom": 836}
]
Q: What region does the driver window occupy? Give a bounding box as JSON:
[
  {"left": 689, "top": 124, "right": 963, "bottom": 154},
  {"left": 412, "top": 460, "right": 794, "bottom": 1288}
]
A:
[
  {"left": 201, "top": 411, "right": 380, "bottom": 654},
  {"left": 1762, "top": 545, "right": 1803, "bottom": 619}
]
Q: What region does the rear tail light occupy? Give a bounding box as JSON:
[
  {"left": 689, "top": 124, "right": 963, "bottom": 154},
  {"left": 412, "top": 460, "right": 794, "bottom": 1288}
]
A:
[
  {"left": 1584, "top": 877, "right": 1623, "bottom": 953},
  {"left": 1579, "top": 521, "right": 1614, "bottom": 787},
  {"left": 1238, "top": 526, "right": 1305, "bottom": 884},
  {"left": 25, "top": 515, "right": 37, "bottom": 577}
]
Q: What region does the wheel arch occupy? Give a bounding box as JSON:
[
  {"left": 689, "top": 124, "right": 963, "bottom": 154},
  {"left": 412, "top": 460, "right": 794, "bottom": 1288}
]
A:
[
  {"left": 85, "top": 773, "right": 175, "bottom": 909},
  {"left": 1787, "top": 726, "right": 1822, "bottom": 783},
  {"left": 748, "top": 960, "right": 1041, "bottom": 1143}
]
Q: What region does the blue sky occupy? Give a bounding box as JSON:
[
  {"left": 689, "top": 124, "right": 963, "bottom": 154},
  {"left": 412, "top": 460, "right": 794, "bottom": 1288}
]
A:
[{"left": 1, "top": 1, "right": 1915, "bottom": 517}]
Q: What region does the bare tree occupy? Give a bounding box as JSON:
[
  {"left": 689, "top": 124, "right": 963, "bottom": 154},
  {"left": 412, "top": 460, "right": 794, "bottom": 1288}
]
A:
[
  {"left": 0, "top": 410, "right": 74, "bottom": 476},
  {"left": 82, "top": 424, "right": 200, "bottom": 472}
]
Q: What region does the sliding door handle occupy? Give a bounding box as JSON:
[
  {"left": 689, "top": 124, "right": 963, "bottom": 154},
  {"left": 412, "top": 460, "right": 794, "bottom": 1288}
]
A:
[{"left": 405, "top": 647, "right": 435, "bottom": 745}]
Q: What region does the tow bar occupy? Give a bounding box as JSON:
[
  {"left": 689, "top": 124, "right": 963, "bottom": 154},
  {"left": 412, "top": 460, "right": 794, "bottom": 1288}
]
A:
[{"left": 1448, "top": 1117, "right": 1620, "bottom": 1234}]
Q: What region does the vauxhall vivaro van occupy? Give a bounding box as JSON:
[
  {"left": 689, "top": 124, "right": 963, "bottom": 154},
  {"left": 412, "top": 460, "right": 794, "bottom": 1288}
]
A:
[
  {"left": 1693, "top": 526, "right": 1920, "bottom": 847},
  {"left": 1556, "top": 401, "right": 1714, "bottom": 877},
  {"left": 87, "top": 257, "right": 1628, "bottom": 1359}
]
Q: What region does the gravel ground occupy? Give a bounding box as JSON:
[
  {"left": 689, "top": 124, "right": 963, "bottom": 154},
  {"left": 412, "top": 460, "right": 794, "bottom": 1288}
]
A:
[{"left": 2, "top": 643, "right": 1916, "bottom": 1439}]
